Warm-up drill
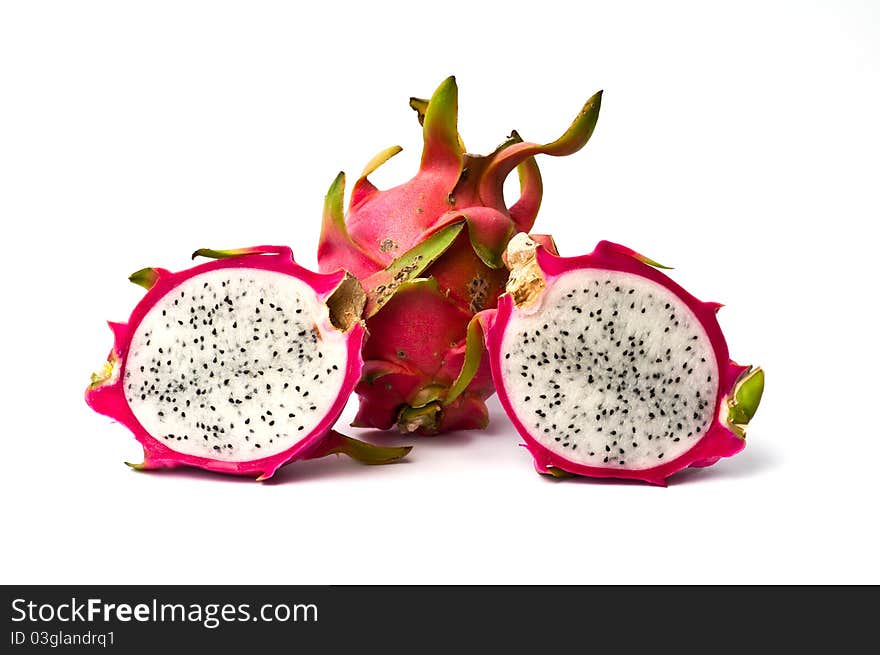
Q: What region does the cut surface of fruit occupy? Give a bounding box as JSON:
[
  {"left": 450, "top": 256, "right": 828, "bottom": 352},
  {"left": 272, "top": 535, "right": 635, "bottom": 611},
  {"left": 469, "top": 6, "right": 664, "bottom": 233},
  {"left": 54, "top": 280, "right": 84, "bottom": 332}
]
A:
[
  {"left": 87, "top": 246, "right": 410, "bottom": 480},
  {"left": 498, "top": 267, "right": 719, "bottom": 469},
  {"left": 461, "top": 234, "right": 763, "bottom": 484}
]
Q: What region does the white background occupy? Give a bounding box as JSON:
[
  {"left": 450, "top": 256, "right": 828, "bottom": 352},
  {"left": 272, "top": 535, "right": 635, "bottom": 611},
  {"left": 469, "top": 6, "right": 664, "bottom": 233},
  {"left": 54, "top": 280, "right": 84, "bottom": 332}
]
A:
[{"left": 1, "top": 1, "right": 877, "bottom": 584}]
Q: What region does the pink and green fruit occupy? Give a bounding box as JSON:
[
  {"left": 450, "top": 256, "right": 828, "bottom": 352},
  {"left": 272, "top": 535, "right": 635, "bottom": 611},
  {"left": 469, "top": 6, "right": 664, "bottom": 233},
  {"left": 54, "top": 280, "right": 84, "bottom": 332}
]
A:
[
  {"left": 318, "top": 77, "right": 602, "bottom": 435},
  {"left": 86, "top": 246, "right": 410, "bottom": 481},
  {"left": 459, "top": 234, "right": 763, "bottom": 485}
]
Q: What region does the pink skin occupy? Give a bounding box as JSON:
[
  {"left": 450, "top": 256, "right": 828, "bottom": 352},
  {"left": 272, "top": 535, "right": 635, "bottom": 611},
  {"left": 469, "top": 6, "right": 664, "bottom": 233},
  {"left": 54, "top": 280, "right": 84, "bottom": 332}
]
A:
[
  {"left": 317, "top": 147, "right": 512, "bottom": 435},
  {"left": 318, "top": 150, "right": 519, "bottom": 436},
  {"left": 85, "top": 247, "right": 365, "bottom": 481},
  {"left": 329, "top": 174, "right": 529, "bottom": 277},
  {"left": 351, "top": 276, "right": 493, "bottom": 433},
  {"left": 318, "top": 76, "right": 599, "bottom": 434},
  {"left": 484, "top": 241, "right": 749, "bottom": 486},
  {"left": 318, "top": 81, "right": 547, "bottom": 281}
]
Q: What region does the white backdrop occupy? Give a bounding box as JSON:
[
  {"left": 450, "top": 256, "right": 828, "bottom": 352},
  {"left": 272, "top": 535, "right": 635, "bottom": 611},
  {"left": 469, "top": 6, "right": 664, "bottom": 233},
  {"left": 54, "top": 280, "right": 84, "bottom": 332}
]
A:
[{"left": 1, "top": 0, "right": 877, "bottom": 584}]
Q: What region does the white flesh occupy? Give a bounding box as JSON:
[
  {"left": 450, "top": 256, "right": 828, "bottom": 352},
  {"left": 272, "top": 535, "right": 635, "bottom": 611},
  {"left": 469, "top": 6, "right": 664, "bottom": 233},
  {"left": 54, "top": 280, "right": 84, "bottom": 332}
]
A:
[
  {"left": 124, "top": 268, "right": 349, "bottom": 461},
  {"left": 500, "top": 269, "right": 718, "bottom": 470}
]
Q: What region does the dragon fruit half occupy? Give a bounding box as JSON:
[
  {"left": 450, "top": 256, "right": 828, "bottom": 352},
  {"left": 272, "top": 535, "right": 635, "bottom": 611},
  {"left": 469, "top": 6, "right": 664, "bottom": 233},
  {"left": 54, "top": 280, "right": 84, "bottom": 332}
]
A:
[
  {"left": 86, "top": 246, "right": 410, "bottom": 480},
  {"left": 454, "top": 234, "right": 763, "bottom": 485},
  {"left": 318, "top": 76, "right": 602, "bottom": 435}
]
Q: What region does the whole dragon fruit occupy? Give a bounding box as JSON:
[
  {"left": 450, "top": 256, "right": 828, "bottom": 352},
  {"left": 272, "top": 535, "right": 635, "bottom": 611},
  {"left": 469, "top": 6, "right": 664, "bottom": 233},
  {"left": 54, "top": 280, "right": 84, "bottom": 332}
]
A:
[
  {"left": 318, "top": 76, "right": 602, "bottom": 435},
  {"left": 455, "top": 234, "right": 764, "bottom": 485},
  {"left": 86, "top": 246, "right": 410, "bottom": 480}
]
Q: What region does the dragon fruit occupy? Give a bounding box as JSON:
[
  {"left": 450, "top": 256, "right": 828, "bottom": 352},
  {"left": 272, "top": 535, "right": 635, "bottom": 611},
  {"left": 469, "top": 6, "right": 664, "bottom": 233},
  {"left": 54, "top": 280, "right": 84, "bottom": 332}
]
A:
[
  {"left": 454, "top": 234, "right": 763, "bottom": 485},
  {"left": 318, "top": 76, "right": 602, "bottom": 435},
  {"left": 86, "top": 246, "right": 410, "bottom": 480}
]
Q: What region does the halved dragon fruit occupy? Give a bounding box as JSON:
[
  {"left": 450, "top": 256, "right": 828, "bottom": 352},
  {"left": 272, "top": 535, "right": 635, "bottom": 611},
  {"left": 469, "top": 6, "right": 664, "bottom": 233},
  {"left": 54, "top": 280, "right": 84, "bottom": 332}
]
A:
[
  {"left": 86, "top": 246, "right": 410, "bottom": 481},
  {"left": 453, "top": 234, "right": 763, "bottom": 485}
]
